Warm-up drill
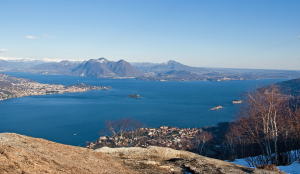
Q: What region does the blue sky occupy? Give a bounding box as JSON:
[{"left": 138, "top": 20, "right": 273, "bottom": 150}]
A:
[{"left": 1, "top": 0, "right": 299, "bottom": 70}]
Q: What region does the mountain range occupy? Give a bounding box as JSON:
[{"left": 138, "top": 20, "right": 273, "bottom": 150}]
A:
[
  {"left": 2, "top": 58, "right": 300, "bottom": 81},
  {"left": 17, "top": 58, "right": 143, "bottom": 78},
  {"left": 0, "top": 59, "right": 44, "bottom": 70},
  {"left": 30, "top": 61, "right": 80, "bottom": 75}
]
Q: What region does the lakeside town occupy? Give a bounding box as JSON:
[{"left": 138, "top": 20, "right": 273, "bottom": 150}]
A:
[
  {"left": 88, "top": 126, "right": 203, "bottom": 149},
  {"left": 86, "top": 123, "right": 226, "bottom": 159},
  {"left": 0, "top": 73, "right": 111, "bottom": 101}
]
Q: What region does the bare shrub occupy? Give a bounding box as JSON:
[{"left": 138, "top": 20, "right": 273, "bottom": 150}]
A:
[
  {"left": 228, "top": 156, "right": 235, "bottom": 162},
  {"left": 245, "top": 156, "right": 271, "bottom": 168},
  {"left": 256, "top": 164, "right": 279, "bottom": 171}
]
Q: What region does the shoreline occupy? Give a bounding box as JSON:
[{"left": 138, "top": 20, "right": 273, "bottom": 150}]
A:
[
  {"left": 2, "top": 70, "right": 292, "bottom": 82},
  {"left": 0, "top": 73, "right": 111, "bottom": 101},
  {"left": 0, "top": 84, "right": 111, "bottom": 101}
]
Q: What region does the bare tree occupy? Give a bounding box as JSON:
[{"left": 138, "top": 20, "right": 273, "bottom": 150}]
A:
[
  {"left": 105, "top": 118, "right": 145, "bottom": 147},
  {"left": 194, "top": 131, "right": 213, "bottom": 155},
  {"left": 225, "top": 126, "right": 237, "bottom": 159},
  {"left": 289, "top": 102, "right": 300, "bottom": 147},
  {"left": 227, "top": 85, "right": 291, "bottom": 165},
  {"left": 128, "top": 119, "right": 145, "bottom": 147}
]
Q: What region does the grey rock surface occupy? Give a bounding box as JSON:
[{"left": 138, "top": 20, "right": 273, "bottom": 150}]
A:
[{"left": 96, "top": 146, "right": 285, "bottom": 174}]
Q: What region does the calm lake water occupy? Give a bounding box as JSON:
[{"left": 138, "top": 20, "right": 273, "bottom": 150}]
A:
[{"left": 0, "top": 72, "right": 287, "bottom": 146}]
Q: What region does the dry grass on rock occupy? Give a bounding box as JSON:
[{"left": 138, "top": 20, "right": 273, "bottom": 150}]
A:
[
  {"left": 0, "top": 133, "right": 287, "bottom": 174},
  {"left": 0, "top": 133, "right": 138, "bottom": 174}
]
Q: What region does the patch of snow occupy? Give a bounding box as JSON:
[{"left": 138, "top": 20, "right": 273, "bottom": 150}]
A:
[
  {"left": 42, "top": 58, "right": 85, "bottom": 62},
  {"left": 229, "top": 159, "right": 253, "bottom": 168},
  {"left": 42, "top": 58, "right": 64, "bottom": 62},
  {"left": 97, "top": 58, "right": 107, "bottom": 63},
  {"left": 277, "top": 161, "right": 300, "bottom": 174},
  {"left": 130, "top": 61, "right": 159, "bottom": 63},
  {"left": 0, "top": 56, "right": 85, "bottom": 63},
  {"left": 161, "top": 60, "right": 176, "bottom": 65},
  {"left": 0, "top": 57, "right": 38, "bottom": 62},
  {"left": 229, "top": 158, "right": 300, "bottom": 174}
]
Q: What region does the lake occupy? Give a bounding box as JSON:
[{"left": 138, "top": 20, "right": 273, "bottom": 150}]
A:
[{"left": 0, "top": 72, "right": 287, "bottom": 146}]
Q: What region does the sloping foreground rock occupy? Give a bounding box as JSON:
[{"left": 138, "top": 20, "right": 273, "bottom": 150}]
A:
[
  {"left": 0, "top": 133, "right": 285, "bottom": 174},
  {"left": 0, "top": 133, "right": 138, "bottom": 174},
  {"left": 96, "top": 146, "right": 285, "bottom": 174}
]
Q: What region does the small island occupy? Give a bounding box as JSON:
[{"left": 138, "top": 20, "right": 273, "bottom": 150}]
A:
[
  {"left": 210, "top": 105, "right": 223, "bottom": 110},
  {"left": 127, "top": 94, "right": 140, "bottom": 98},
  {"left": 232, "top": 100, "right": 243, "bottom": 104}
]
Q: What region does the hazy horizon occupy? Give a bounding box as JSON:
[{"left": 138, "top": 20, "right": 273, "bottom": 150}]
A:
[{"left": 1, "top": 0, "right": 299, "bottom": 70}]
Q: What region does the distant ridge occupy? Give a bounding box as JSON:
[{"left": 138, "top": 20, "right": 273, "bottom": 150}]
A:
[
  {"left": 30, "top": 61, "right": 80, "bottom": 74},
  {"left": 134, "top": 60, "right": 300, "bottom": 81},
  {"left": 0, "top": 59, "right": 11, "bottom": 70},
  {"left": 162, "top": 70, "right": 199, "bottom": 78},
  {"left": 0, "top": 59, "right": 44, "bottom": 70},
  {"left": 150, "top": 60, "right": 207, "bottom": 73},
  {"left": 275, "top": 78, "right": 300, "bottom": 97}
]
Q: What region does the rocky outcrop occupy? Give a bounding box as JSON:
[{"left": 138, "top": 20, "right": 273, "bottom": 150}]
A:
[
  {"left": 96, "top": 146, "right": 285, "bottom": 174},
  {"left": 0, "top": 133, "right": 137, "bottom": 174},
  {"left": 0, "top": 133, "right": 285, "bottom": 174}
]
